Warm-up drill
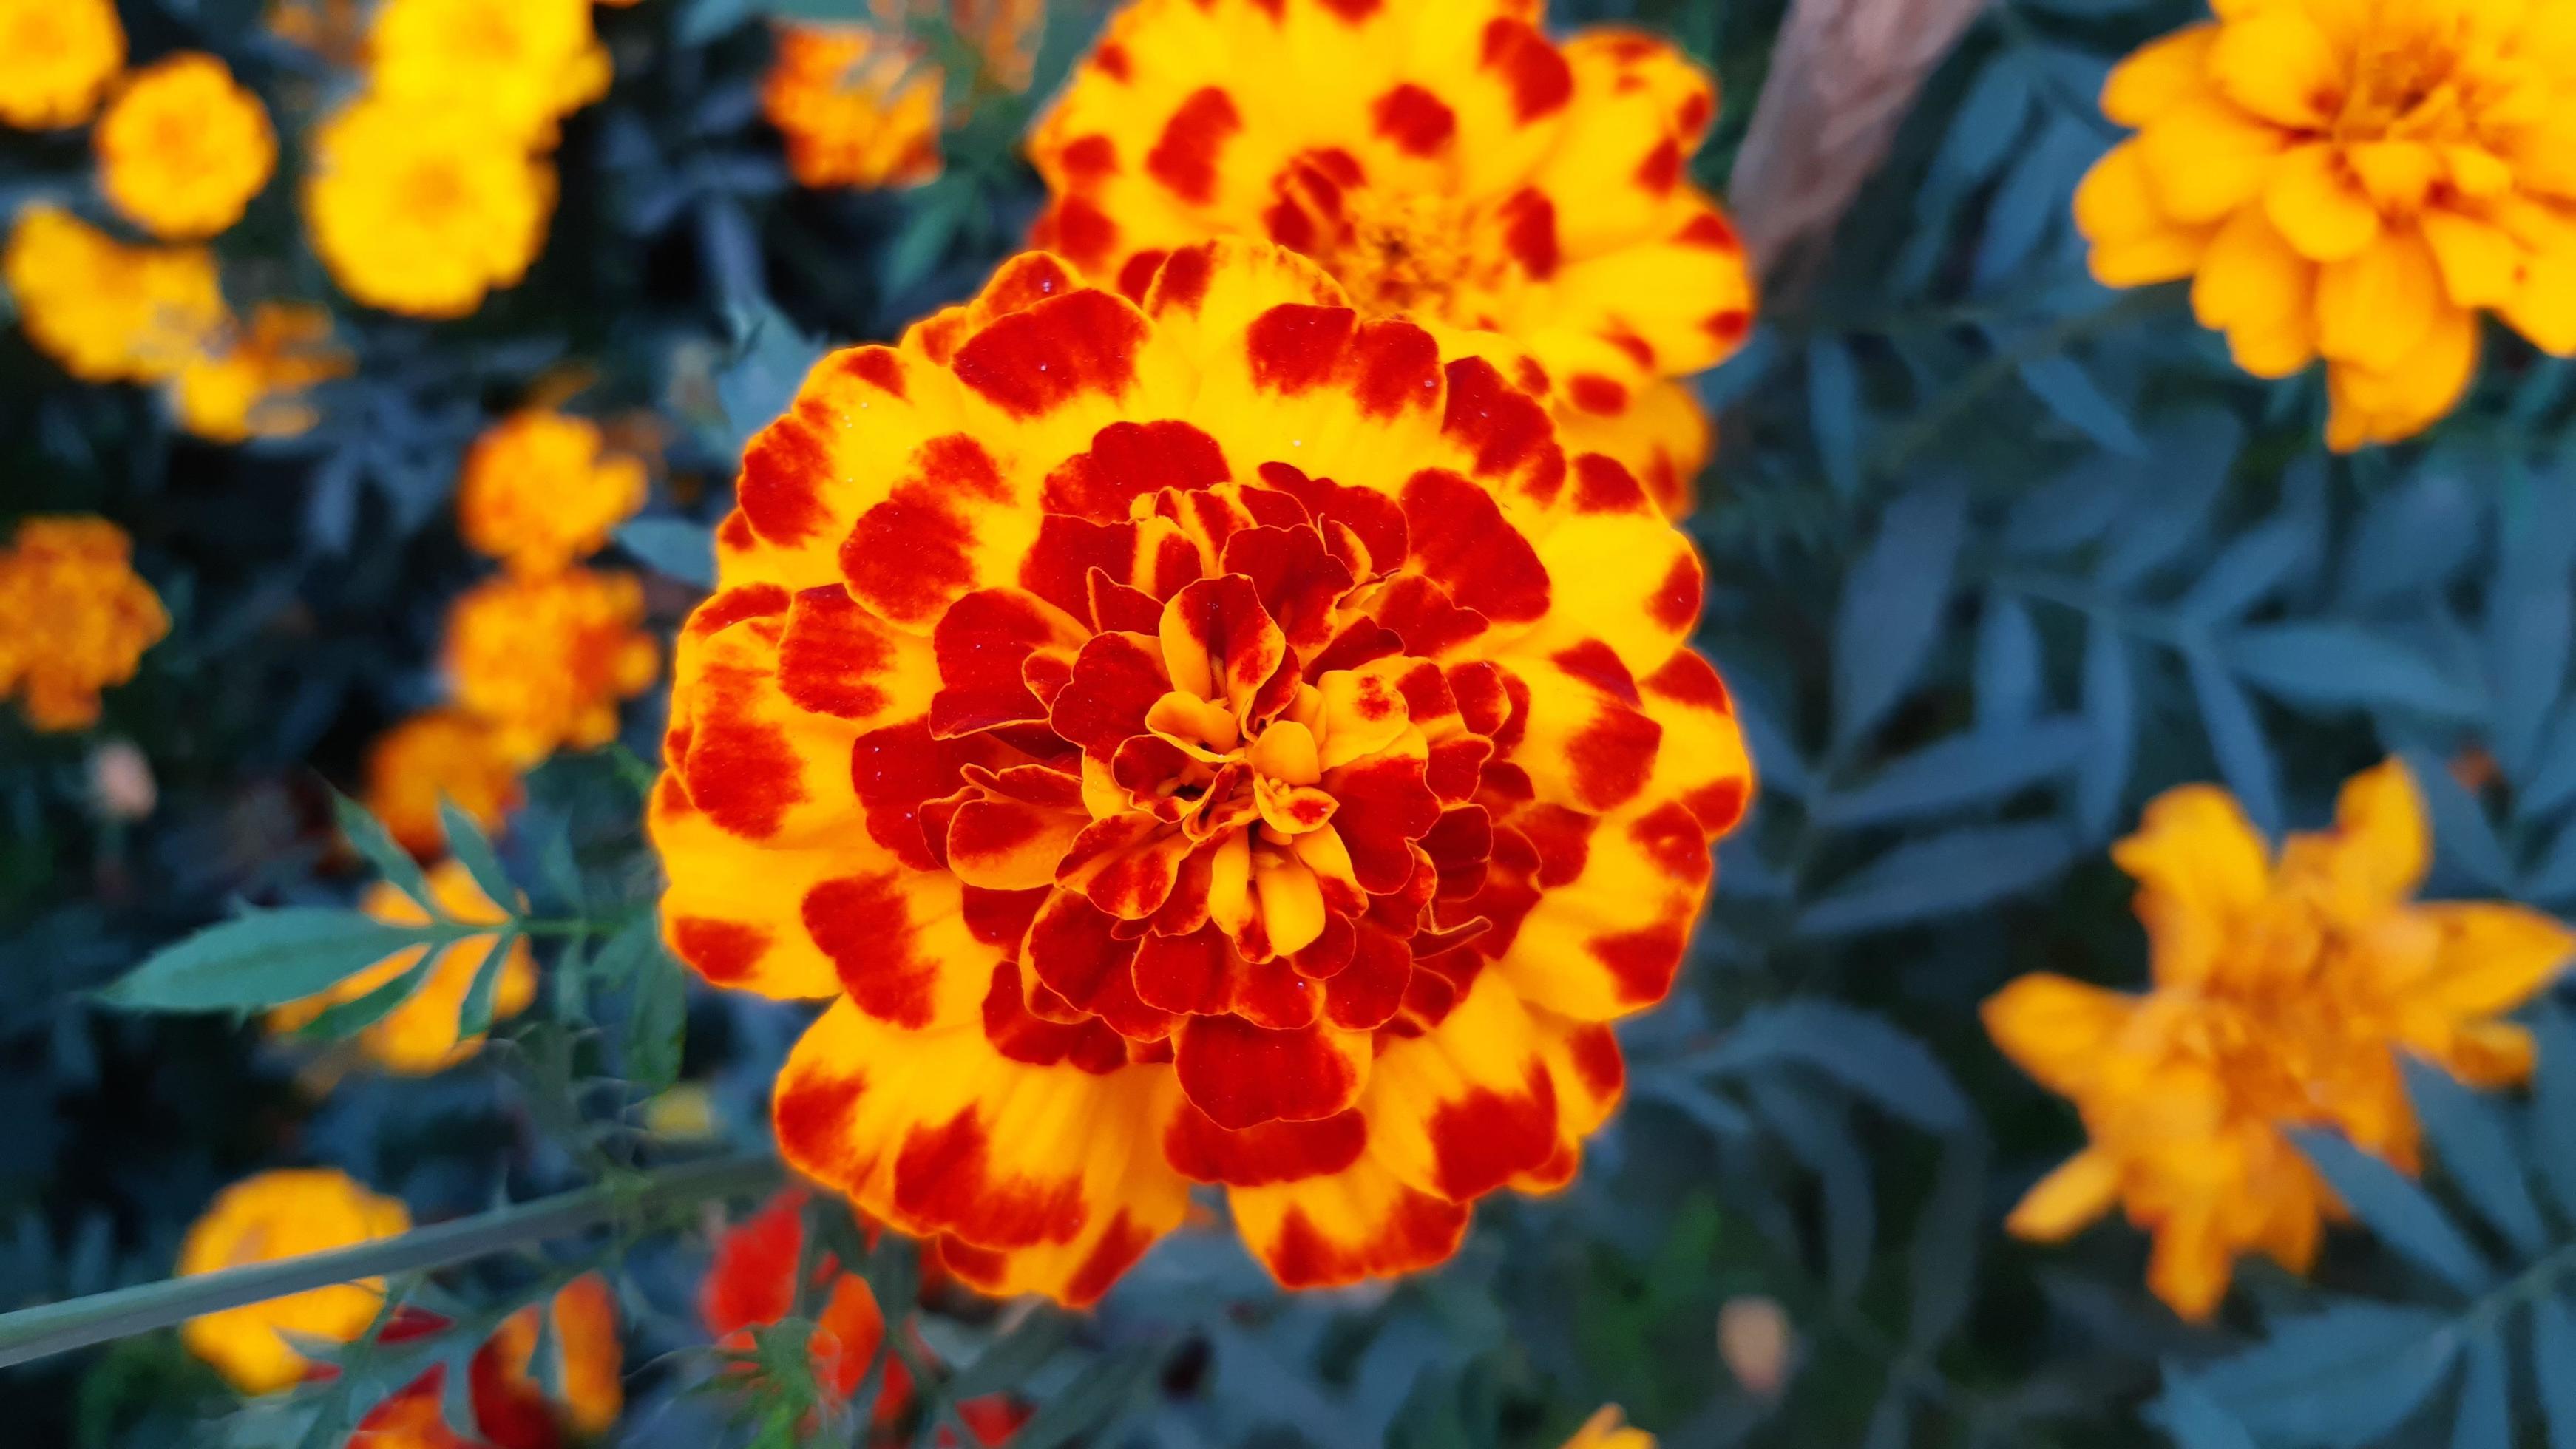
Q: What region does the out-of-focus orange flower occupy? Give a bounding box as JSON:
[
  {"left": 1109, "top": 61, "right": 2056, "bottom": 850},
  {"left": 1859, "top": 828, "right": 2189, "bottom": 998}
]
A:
[
  {"left": 458, "top": 410, "right": 650, "bottom": 575},
  {"left": 266, "top": 0, "right": 367, "bottom": 65},
  {"left": 481, "top": 1274, "right": 626, "bottom": 1435},
  {"left": 177, "top": 1168, "right": 413, "bottom": 1394},
  {"left": 762, "top": 24, "right": 945, "bottom": 191},
  {"left": 0, "top": 516, "right": 169, "bottom": 732},
  {"left": 174, "top": 303, "right": 351, "bottom": 443},
  {"left": 4, "top": 206, "right": 225, "bottom": 384},
  {"left": 348, "top": 1275, "right": 624, "bottom": 1446},
  {"left": 446, "top": 566, "right": 658, "bottom": 764},
  {"left": 0, "top": 0, "right": 123, "bottom": 129},
  {"left": 367, "top": 0, "right": 611, "bottom": 146},
  {"left": 268, "top": 860, "right": 539, "bottom": 1073},
  {"left": 94, "top": 53, "right": 277, "bottom": 240},
  {"left": 365, "top": 709, "right": 526, "bottom": 859},
  {"left": 1563, "top": 1406, "right": 1655, "bottom": 1449},
  {"left": 304, "top": 97, "right": 557, "bottom": 319}
]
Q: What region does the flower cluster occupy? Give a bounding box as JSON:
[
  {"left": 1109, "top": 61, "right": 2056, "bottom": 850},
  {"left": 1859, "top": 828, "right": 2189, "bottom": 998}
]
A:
[
  {"left": 458, "top": 410, "right": 651, "bottom": 577},
  {"left": 269, "top": 861, "right": 539, "bottom": 1074},
  {"left": 0, "top": 516, "right": 168, "bottom": 733},
  {"left": 1985, "top": 760, "right": 2575, "bottom": 1319},
  {"left": 2075, "top": 0, "right": 2576, "bottom": 449},
  {"left": 1026, "top": 0, "right": 1755, "bottom": 516},
  {"left": 762, "top": 0, "right": 1040, "bottom": 191}
]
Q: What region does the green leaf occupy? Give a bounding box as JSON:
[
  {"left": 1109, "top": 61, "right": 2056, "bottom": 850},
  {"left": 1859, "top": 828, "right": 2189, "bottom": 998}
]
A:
[
  {"left": 1010, "top": 1341, "right": 1165, "bottom": 1449},
  {"left": 331, "top": 789, "right": 435, "bottom": 915},
  {"left": 2400, "top": 1057, "right": 2545, "bottom": 1258},
  {"left": 2452, "top": 1327, "right": 2507, "bottom": 1449},
  {"left": 2291, "top": 1130, "right": 2492, "bottom": 1296},
  {"left": 1831, "top": 478, "right": 1967, "bottom": 750},
  {"left": 454, "top": 931, "right": 521, "bottom": 1042},
  {"left": 2532, "top": 1294, "right": 2576, "bottom": 1449},
  {"left": 438, "top": 802, "right": 518, "bottom": 918},
  {"left": 288, "top": 956, "right": 433, "bottom": 1042},
  {"left": 943, "top": 1311, "right": 1071, "bottom": 1402},
  {"left": 616, "top": 920, "right": 687, "bottom": 1095},
  {"left": 102, "top": 909, "right": 471, "bottom": 1013}
]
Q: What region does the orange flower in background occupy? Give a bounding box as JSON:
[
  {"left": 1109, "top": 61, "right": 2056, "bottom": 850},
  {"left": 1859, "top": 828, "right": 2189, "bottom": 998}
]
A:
[
  {"left": 2075, "top": 0, "right": 2576, "bottom": 451},
  {"left": 1563, "top": 1406, "right": 1655, "bottom": 1449},
  {"left": 0, "top": 516, "right": 169, "bottom": 732},
  {"left": 1027, "top": 0, "right": 1755, "bottom": 515},
  {"left": 0, "top": 0, "right": 123, "bottom": 129},
  {"left": 4, "top": 206, "right": 225, "bottom": 384},
  {"left": 458, "top": 410, "right": 651, "bottom": 574},
  {"left": 304, "top": 97, "right": 557, "bottom": 319},
  {"left": 174, "top": 303, "right": 352, "bottom": 443},
  {"left": 365, "top": 709, "right": 526, "bottom": 858},
  {"left": 1985, "top": 759, "right": 2575, "bottom": 1320},
  {"left": 762, "top": 24, "right": 943, "bottom": 191},
  {"left": 446, "top": 566, "right": 659, "bottom": 763},
  {"left": 650, "top": 240, "right": 1751, "bottom": 1303},
  {"left": 269, "top": 860, "right": 539, "bottom": 1073},
  {"left": 95, "top": 53, "right": 278, "bottom": 240},
  {"left": 177, "top": 1167, "right": 413, "bottom": 1393},
  {"left": 347, "top": 1275, "right": 624, "bottom": 1446},
  {"left": 367, "top": 0, "right": 611, "bottom": 145}
]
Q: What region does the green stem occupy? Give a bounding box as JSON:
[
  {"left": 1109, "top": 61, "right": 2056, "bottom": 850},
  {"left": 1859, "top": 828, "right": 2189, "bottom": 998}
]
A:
[{"left": 0, "top": 1152, "right": 781, "bottom": 1371}]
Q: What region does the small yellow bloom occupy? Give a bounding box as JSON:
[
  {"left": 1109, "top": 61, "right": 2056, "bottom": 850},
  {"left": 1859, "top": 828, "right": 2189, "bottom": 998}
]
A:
[
  {"left": 1563, "top": 1406, "right": 1655, "bottom": 1449},
  {"left": 0, "top": 517, "right": 169, "bottom": 732},
  {"left": 269, "top": 860, "right": 540, "bottom": 1073},
  {"left": 174, "top": 303, "right": 351, "bottom": 443},
  {"left": 177, "top": 1167, "right": 413, "bottom": 1394},
  {"left": 0, "top": 0, "right": 123, "bottom": 130},
  {"left": 363, "top": 708, "right": 526, "bottom": 859},
  {"left": 1985, "top": 759, "right": 2575, "bottom": 1320},
  {"left": 458, "top": 410, "right": 650, "bottom": 574},
  {"left": 95, "top": 54, "right": 278, "bottom": 240},
  {"left": 367, "top": 0, "right": 611, "bottom": 146},
  {"left": 303, "top": 96, "right": 557, "bottom": 319},
  {"left": 4, "top": 206, "right": 226, "bottom": 384},
  {"left": 446, "top": 566, "right": 658, "bottom": 764}
]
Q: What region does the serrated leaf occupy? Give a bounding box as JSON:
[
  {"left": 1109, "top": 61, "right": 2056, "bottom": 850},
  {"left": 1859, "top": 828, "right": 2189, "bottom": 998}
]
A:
[
  {"left": 454, "top": 932, "right": 519, "bottom": 1042},
  {"left": 331, "top": 790, "right": 436, "bottom": 915},
  {"left": 2292, "top": 1130, "right": 2492, "bottom": 1296},
  {"left": 616, "top": 519, "right": 715, "bottom": 589},
  {"left": 288, "top": 956, "right": 435, "bottom": 1041},
  {"left": 1811, "top": 718, "right": 2087, "bottom": 828},
  {"left": 1831, "top": 478, "right": 1967, "bottom": 750},
  {"left": 2223, "top": 624, "right": 2479, "bottom": 719},
  {"left": 2016, "top": 355, "right": 2145, "bottom": 456},
  {"left": 2187, "top": 649, "right": 2282, "bottom": 838},
  {"left": 2402, "top": 747, "right": 2517, "bottom": 893},
  {"left": 2532, "top": 1294, "right": 2576, "bottom": 1449},
  {"left": 2451, "top": 1327, "right": 2506, "bottom": 1449},
  {"left": 438, "top": 802, "right": 518, "bottom": 920},
  {"left": 103, "top": 909, "right": 469, "bottom": 1012},
  {"left": 1794, "top": 822, "right": 2075, "bottom": 938},
  {"left": 2078, "top": 616, "right": 2137, "bottom": 840},
  {"left": 1807, "top": 339, "right": 1863, "bottom": 499},
  {"left": 1708, "top": 1000, "right": 1970, "bottom": 1133},
  {"left": 1974, "top": 594, "right": 2041, "bottom": 727},
  {"left": 2400, "top": 1057, "right": 2546, "bottom": 1258},
  {"left": 2198, "top": 1300, "right": 2457, "bottom": 1447}
]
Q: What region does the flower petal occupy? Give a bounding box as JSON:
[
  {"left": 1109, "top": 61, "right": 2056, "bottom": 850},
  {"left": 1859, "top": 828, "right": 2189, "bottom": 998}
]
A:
[
  {"left": 2263, "top": 143, "right": 2382, "bottom": 262},
  {"left": 2110, "top": 784, "right": 2272, "bottom": 988},
  {"left": 2003, "top": 1148, "right": 2122, "bottom": 1242}
]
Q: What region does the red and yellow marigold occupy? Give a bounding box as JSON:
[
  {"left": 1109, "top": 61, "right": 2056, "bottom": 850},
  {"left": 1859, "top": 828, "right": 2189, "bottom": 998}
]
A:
[
  {"left": 762, "top": 0, "right": 1039, "bottom": 191},
  {"left": 268, "top": 859, "right": 539, "bottom": 1073},
  {"left": 445, "top": 566, "right": 660, "bottom": 764},
  {"left": 342, "top": 1275, "right": 624, "bottom": 1445},
  {"left": 1986, "top": 760, "right": 2575, "bottom": 1320},
  {"left": 1026, "top": 0, "right": 1755, "bottom": 515},
  {"left": 0, "top": 0, "right": 123, "bottom": 130},
  {"left": 94, "top": 53, "right": 277, "bottom": 240},
  {"left": 365, "top": 708, "right": 527, "bottom": 858},
  {"left": 2075, "top": 0, "right": 2576, "bottom": 450},
  {"left": 0, "top": 516, "right": 169, "bottom": 732},
  {"left": 458, "top": 410, "right": 651, "bottom": 575},
  {"left": 649, "top": 240, "right": 1752, "bottom": 1303},
  {"left": 177, "top": 1168, "right": 413, "bottom": 1394}
]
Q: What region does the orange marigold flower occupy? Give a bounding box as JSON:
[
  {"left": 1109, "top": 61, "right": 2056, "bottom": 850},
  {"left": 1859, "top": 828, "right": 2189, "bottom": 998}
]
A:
[
  {"left": 446, "top": 566, "right": 659, "bottom": 764},
  {"left": 367, "top": 0, "right": 611, "bottom": 146},
  {"left": 177, "top": 1167, "right": 413, "bottom": 1393},
  {"left": 269, "top": 860, "right": 540, "bottom": 1072},
  {"left": 1985, "top": 759, "right": 2576, "bottom": 1321},
  {"left": 346, "top": 1275, "right": 624, "bottom": 1447},
  {"left": 304, "top": 96, "right": 557, "bottom": 319},
  {"left": 365, "top": 708, "right": 526, "bottom": 858},
  {"left": 0, "top": 0, "right": 123, "bottom": 130},
  {"left": 1564, "top": 1406, "right": 1655, "bottom": 1449},
  {"left": 0, "top": 516, "right": 169, "bottom": 732},
  {"left": 649, "top": 240, "right": 1752, "bottom": 1303},
  {"left": 458, "top": 410, "right": 651, "bottom": 574},
  {"left": 94, "top": 53, "right": 277, "bottom": 240},
  {"left": 1027, "top": 0, "right": 1755, "bottom": 516},
  {"left": 174, "top": 302, "right": 352, "bottom": 443},
  {"left": 762, "top": 24, "right": 943, "bottom": 191},
  {"left": 4, "top": 206, "right": 226, "bottom": 384},
  {"left": 2075, "top": 0, "right": 2576, "bottom": 450}
]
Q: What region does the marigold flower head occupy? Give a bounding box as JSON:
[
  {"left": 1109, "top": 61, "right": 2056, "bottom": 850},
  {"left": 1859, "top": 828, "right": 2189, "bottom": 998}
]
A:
[
  {"left": 458, "top": 410, "right": 651, "bottom": 574},
  {"left": 650, "top": 240, "right": 1752, "bottom": 1304},
  {"left": 1984, "top": 759, "right": 2575, "bottom": 1320},
  {"left": 365, "top": 708, "right": 526, "bottom": 858},
  {"left": 1027, "top": 0, "right": 1753, "bottom": 515},
  {"left": 94, "top": 54, "right": 277, "bottom": 240},
  {"left": 177, "top": 1167, "right": 413, "bottom": 1393},
  {"left": 0, "top": 0, "right": 123, "bottom": 129},
  {"left": 4, "top": 206, "right": 226, "bottom": 384},
  {"left": 0, "top": 516, "right": 169, "bottom": 732},
  {"left": 304, "top": 96, "right": 557, "bottom": 319},
  {"left": 268, "top": 860, "right": 539, "bottom": 1073},
  {"left": 367, "top": 0, "right": 611, "bottom": 146},
  {"left": 174, "top": 303, "right": 351, "bottom": 443},
  {"left": 2076, "top": 0, "right": 2576, "bottom": 450},
  {"left": 446, "top": 566, "right": 659, "bottom": 764},
  {"left": 345, "top": 1275, "right": 623, "bottom": 1446}
]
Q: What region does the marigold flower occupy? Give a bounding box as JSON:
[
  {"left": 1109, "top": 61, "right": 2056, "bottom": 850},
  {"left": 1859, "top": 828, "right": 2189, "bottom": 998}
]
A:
[
  {"left": 177, "top": 1167, "right": 413, "bottom": 1394},
  {"left": 4, "top": 206, "right": 226, "bottom": 384},
  {"left": 0, "top": 0, "right": 123, "bottom": 129},
  {"left": 0, "top": 516, "right": 169, "bottom": 732},
  {"left": 304, "top": 97, "right": 557, "bottom": 319},
  {"left": 268, "top": 860, "right": 540, "bottom": 1073},
  {"left": 1984, "top": 759, "right": 2576, "bottom": 1320},
  {"left": 347, "top": 1275, "right": 624, "bottom": 1446},
  {"left": 365, "top": 709, "right": 526, "bottom": 859},
  {"left": 650, "top": 240, "right": 1752, "bottom": 1303},
  {"left": 2075, "top": 0, "right": 2576, "bottom": 450},
  {"left": 94, "top": 54, "right": 277, "bottom": 240},
  {"left": 367, "top": 0, "right": 611, "bottom": 146},
  {"left": 446, "top": 566, "right": 659, "bottom": 764},
  {"left": 762, "top": 25, "right": 942, "bottom": 191},
  {"left": 458, "top": 410, "right": 651, "bottom": 575},
  {"left": 1026, "top": 0, "right": 1755, "bottom": 515},
  {"left": 1564, "top": 1406, "right": 1654, "bottom": 1449},
  {"left": 174, "top": 302, "right": 351, "bottom": 443}
]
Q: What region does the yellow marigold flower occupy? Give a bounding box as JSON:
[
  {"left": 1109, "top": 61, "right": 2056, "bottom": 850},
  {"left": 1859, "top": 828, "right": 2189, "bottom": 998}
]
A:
[
  {"left": 1984, "top": 759, "right": 2576, "bottom": 1321},
  {"left": 174, "top": 303, "right": 350, "bottom": 443},
  {"left": 94, "top": 54, "right": 277, "bottom": 240},
  {"left": 304, "top": 97, "right": 557, "bottom": 320},
  {"left": 269, "top": 860, "right": 540, "bottom": 1073},
  {"left": 2075, "top": 0, "right": 2576, "bottom": 450},
  {"left": 1565, "top": 1406, "right": 1655, "bottom": 1449},
  {"left": 649, "top": 241, "right": 1752, "bottom": 1304},
  {"left": 0, "top": 516, "right": 169, "bottom": 732},
  {"left": 458, "top": 410, "right": 651, "bottom": 574},
  {"left": 0, "top": 0, "right": 123, "bottom": 130},
  {"left": 447, "top": 566, "right": 659, "bottom": 764},
  {"left": 1026, "top": 0, "right": 1755, "bottom": 516},
  {"left": 4, "top": 206, "right": 225, "bottom": 384},
  {"left": 367, "top": 0, "right": 612, "bottom": 146},
  {"left": 364, "top": 708, "right": 526, "bottom": 858},
  {"left": 177, "top": 1167, "right": 413, "bottom": 1394}
]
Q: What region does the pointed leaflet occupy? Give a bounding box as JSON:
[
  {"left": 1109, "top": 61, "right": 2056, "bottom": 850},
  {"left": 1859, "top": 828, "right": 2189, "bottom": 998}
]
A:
[
  {"left": 2290, "top": 1130, "right": 2493, "bottom": 1296},
  {"left": 1832, "top": 478, "right": 1967, "bottom": 750},
  {"left": 2399, "top": 1057, "right": 2546, "bottom": 1258},
  {"left": 332, "top": 788, "right": 436, "bottom": 914},
  {"left": 104, "top": 909, "right": 474, "bottom": 1013}
]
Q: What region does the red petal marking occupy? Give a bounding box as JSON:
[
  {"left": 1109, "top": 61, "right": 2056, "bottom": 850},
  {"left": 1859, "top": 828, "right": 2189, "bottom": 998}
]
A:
[
  {"left": 975, "top": 253, "right": 1077, "bottom": 319},
  {"left": 1427, "top": 737, "right": 1493, "bottom": 802},
  {"left": 1247, "top": 305, "right": 1355, "bottom": 393},
  {"left": 1448, "top": 661, "right": 1509, "bottom": 734},
  {"left": 1426, "top": 1059, "right": 1559, "bottom": 1199},
  {"left": 1679, "top": 210, "right": 1741, "bottom": 250},
  {"left": 1257, "top": 463, "right": 1408, "bottom": 577},
  {"left": 1174, "top": 1014, "right": 1363, "bottom": 1127},
  {"left": 1516, "top": 804, "right": 1598, "bottom": 887},
  {"left": 1565, "top": 699, "right": 1662, "bottom": 810},
  {"left": 1439, "top": 358, "right": 1565, "bottom": 506},
  {"left": 1057, "top": 812, "right": 1194, "bottom": 919},
  {"left": 1315, "top": 0, "right": 1379, "bottom": 20},
  {"left": 843, "top": 434, "right": 1009, "bottom": 627},
  {"left": 1551, "top": 639, "right": 1641, "bottom": 705},
  {"left": 1399, "top": 469, "right": 1551, "bottom": 625},
  {"left": 1636, "top": 136, "right": 1682, "bottom": 194},
  {"left": 853, "top": 717, "right": 978, "bottom": 870},
  {"left": 1165, "top": 1104, "right": 1366, "bottom": 1184},
  {"left": 718, "top": 509, "right": 757, "bottom": 554},
  {"left": 952, "top": 290, "right": 1147, "bottom": 419},
  {"left": 1265, "top": 196, "right": 1318, "bottom": 253},
  {"left": 1369, "top": 573, "right": 1488, "bottom": 656},
  {"left": 1019, "top": 515, "right": 1141, "bottom": 622},
  {"left": 962, "top": 884, "right": 1049, "bottom": 950},
  {"left": 1604, "top": 328, "right": 1657, "bottom": 370},
  {"left": 779, "top": 586, "right": 898, "bottom": 719},
  {"left": 1371, "top": 83, "right": 1456, "bottom": 155},
  {"left": 893, "top": 1109, "right": 1088, "bottom": 1249},
  {"left": 981, "top": 962, "right": 1128, "bottom": 1073},
  {"left": 1495, "top": 187, "right": 1559, "bottom": 279},
  {"left": 1570, "top": 456, "right": 1651, "bottom": 521},
  {"left": 1568, "top": 1022, "right": 1625, "bottom": 1099},
  {"left": 1116, "top": 248, "right": 1170, "bottom": 306},
  {"left": 1643, "top": 648, "right": 1734, "bottom": 713},
  {"left": 1031, "top": 197, "right": 1118, "bottom": 274},
  {"left": 947, "top": 795, "right": 1085, "bottom": 890},
  {"left": 1145, "top": 86, "right": 1241, "bottom": 205},
  {"left": 1706, "top": 308, "right": 1753, "bottom": 345},
  {"left": 1323, "top": 929, "right": 1409, "bottom": 1031},
  {"left": 1057, "top": 134, "right": 1117, "bottom": 181},
  {"left": 931, "top": 588, "right": 1077, "bottom": 738},
  {"left": 679, "top": 635, "right": 807, "bottom": 842},
  {"left": 1048, "top": 632, "right": 1169, "bottom": 761},
  {"left": 1566, "top": 373, "right": 1630, "bottom": 417},
  {"left": 774, "top": 1063, "right": 871, "bottom": 1185},
  {"left": 1292, "top": 913, "right": 1358, "bottom": 978},
  {"left": 1244, "top": 308, "right": 1443, "bottom": 420},
  {"left": 1265, "top": 1187, "right": 1466, "bottom": 1288},
  {"left": 1346, "top": 318, "right": 1445, "bottom": 418},
  {"left": 1651, "top": 552, "right": 1704, "bottom": 631},
  {"left": 1024, "top": 889, "right": 1174, "bottom": 1038},
  {"left": 804, "top": 873, "right": 949, "bottom": 1028},
  {"left": 1684, "top": 776, "right": 1750, "bottom": 836},
  {"left": 1232, "top": 952, "right": 1323, "bottom": 1028},
  {"left": 739, "top": 411, "right": 834, "bottom": 546},
  {"left": 1087, "top": 569, "right": 1165, "bottom": 634},
  {"left": 1166, "top": 574, "right": 1288, "bottom": 720},
  {"left": 1094, "top": 42, "right": 1130, "bottom": 80},
  {"left": 1629, "top": 800, "right": 1713, "bottom": 886},
  {"left": 672, "top": 916, "right": 771, "bottom": 985},
  {"left": 1419, "top": 804, "right": 1494, "bottom": 898},
  {"left": 1132, "top": 924, "right": 1232, "bottom": 1014},
  {"left": 1327, "top": 755, "right": 1441, "bottom": 892},
  {"left": 1479, "top": 18, "right": 1573, "bottom": 121},
  {"left": 1589, "top": 916, "right": 1691, "bottom": 1005},
  {"left": 1062, "top": 1209, "right": 1159, "bottom": 1306},
  {"left": 1221, "top": 526, "right": 1353, "bottom": 654},
  {"left": 1490, "top": 669, "right": 1532, "bottom": 752},
  {"left": 1145, "top": 243, "right": 1212, "bottom": 314},
  {"left": 687, "top": 581, "right": 789, "bottom": 641},
  {"left": 1310, "top": 620, "right": 1403, "bottom": 675},
  {"left": 1043, "top": 419, "right": 1232, "bottom": 520}
]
